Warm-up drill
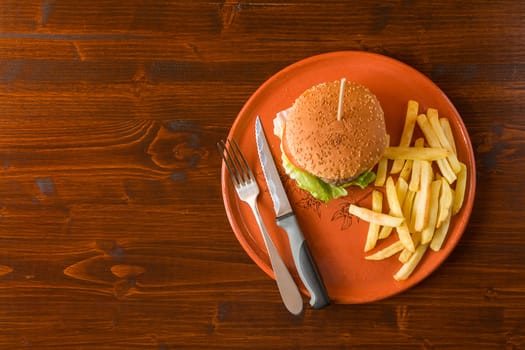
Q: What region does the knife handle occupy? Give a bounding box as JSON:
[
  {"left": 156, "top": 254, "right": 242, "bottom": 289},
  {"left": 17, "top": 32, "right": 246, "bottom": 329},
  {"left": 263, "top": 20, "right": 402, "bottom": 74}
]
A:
[{"left": 277, "top": 214, "right": 330, "bottom": 309}]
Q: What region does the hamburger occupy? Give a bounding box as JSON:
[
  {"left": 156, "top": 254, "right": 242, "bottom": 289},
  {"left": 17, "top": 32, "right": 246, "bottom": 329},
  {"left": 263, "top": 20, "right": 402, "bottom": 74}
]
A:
[{"left": 273, "top": 79, "right": 388, "bottom": 202}]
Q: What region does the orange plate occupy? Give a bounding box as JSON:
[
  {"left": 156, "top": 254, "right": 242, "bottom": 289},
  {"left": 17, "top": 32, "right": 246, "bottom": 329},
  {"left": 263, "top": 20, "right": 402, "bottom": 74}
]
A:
[{"left": 221, "top": 51, "right": 476, "bottom": 304}]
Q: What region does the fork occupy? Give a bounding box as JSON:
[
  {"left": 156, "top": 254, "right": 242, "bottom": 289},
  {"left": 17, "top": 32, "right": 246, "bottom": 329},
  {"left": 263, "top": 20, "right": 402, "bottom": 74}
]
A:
[{"left": 218, "top": 138, "right": 304, "bottom": 315}]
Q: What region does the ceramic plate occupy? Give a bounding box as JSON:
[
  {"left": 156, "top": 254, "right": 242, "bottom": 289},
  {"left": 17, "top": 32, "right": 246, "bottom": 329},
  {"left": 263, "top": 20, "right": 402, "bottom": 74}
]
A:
[{"left": 221, "top": 51, "right": 476, "bottom": 303}]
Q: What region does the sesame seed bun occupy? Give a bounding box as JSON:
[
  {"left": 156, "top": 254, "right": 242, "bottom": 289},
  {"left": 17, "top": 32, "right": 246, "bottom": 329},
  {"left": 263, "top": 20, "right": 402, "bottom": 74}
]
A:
[{"left": 281, "top": 80, "right": 387, "bottom": 185}]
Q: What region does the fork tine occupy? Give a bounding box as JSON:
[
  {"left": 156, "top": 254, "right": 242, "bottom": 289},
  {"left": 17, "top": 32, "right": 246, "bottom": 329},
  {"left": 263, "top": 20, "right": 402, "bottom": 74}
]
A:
[
  {"left": 224, "top": 139, "right": 246, "bottom": 185},
  {"left": 218, "top": 138, "right": 255, "bottom": 186},
  {"left": 217, "top": 139, "right": 240, "bottom": 186},
  {"left": 229, "top": 139, "right": 254, "bottom": 183}
]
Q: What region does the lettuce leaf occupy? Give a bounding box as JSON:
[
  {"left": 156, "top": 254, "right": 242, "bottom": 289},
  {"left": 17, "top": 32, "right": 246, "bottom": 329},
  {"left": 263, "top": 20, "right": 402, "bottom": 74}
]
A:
[
  {"left": 343, "top": 171, "right": 377, "bottom": 189},
  {"left": 281, "top": 152, "right": 376, "bottom": 202}
]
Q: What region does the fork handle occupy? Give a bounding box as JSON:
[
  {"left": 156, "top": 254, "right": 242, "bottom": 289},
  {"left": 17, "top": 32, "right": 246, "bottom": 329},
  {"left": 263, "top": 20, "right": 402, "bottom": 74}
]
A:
[{"left": 251, "top": 203, "right": 304, "bottom": 315}]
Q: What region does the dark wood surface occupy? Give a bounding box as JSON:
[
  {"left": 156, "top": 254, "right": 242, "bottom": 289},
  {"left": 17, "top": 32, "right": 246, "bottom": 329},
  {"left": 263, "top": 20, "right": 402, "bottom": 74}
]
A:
[{"left": 0, "top": 1, "right": 523, "bottom": 348}]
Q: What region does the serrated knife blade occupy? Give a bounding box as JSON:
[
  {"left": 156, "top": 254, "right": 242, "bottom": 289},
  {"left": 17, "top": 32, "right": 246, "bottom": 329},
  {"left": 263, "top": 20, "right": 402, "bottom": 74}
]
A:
[{"left": 255, "top": 121, "right": 293, "bottom": 217}]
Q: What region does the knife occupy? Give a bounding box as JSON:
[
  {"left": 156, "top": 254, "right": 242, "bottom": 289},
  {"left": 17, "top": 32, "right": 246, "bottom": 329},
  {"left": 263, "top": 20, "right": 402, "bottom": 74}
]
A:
[{"left": 255, "top": 116, "right": 330, "bottom": 309}]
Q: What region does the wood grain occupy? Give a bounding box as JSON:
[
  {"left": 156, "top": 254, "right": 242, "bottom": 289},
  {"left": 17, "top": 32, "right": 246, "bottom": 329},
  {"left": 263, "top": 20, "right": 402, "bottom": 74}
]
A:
[{"left": 0, "top": 0, "right": 524, "bottom": 348}]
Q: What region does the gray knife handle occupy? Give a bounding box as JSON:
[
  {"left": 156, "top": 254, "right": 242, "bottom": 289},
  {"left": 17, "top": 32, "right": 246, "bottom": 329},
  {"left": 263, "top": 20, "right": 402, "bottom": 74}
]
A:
[{"left": 276, "top": 214, "right": 330, "bottom": 309}]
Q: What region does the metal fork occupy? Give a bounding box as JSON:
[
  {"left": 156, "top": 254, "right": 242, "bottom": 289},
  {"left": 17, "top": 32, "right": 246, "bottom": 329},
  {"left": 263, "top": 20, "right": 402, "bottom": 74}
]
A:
[{"left": 218, "top": 139, "right": 303, "bottom": 315}]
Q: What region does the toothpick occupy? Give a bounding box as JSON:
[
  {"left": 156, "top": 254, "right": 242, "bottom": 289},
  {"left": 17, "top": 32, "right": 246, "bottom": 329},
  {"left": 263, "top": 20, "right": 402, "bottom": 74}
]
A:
[{"left": 337, "top": 77, "right": 346, "bottom": 121}]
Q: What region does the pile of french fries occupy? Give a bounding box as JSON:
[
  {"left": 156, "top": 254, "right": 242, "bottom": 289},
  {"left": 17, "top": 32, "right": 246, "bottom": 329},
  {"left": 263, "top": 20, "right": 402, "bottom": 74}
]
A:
[{"left": 348, "top": 100, "right": 468, "bottom": 281}]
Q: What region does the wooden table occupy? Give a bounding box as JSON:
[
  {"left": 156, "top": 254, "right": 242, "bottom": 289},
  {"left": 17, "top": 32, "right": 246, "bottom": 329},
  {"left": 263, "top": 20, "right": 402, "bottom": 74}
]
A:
[{"left": 0, "top": 1, "right": 523, "bottom": 348}]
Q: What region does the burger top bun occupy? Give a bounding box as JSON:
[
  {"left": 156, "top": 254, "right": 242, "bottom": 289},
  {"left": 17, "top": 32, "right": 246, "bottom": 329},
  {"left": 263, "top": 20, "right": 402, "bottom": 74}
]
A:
[{"left": 282, "top": 79, "right": 387, "bottom": 185}]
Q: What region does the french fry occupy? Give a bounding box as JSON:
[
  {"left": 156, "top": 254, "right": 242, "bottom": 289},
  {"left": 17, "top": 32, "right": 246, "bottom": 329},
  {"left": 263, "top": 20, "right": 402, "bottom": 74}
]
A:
[
  {"left": 366, "top": 240, "right": 404, "bottom": 260},
  {"left": 374, "top": 135, "right": 390, "bottom": 186},
  {"left": 364, "top": 191, "right": 383, "bottom": 252},
  {"left": 399, "top": 159, "right": 413, "bottom": 182},
  {"left": 374, "top": 158, "right": 388, "bottom": 186},
  {"left": 386, "top": 177, "right": 403, "bottom": 215},
  {"left": 394, "top": 243, "right": 429, "bottom": 281},
  {"left": 349, "top": 204, "right": 404, "bottom": 227},
  {"left": 410, "top": 193, "right": 421, "bottom": 233},
  {"left": 398, "top": 248, "right": 411, "bottom": 264},
  {"left": 437, "top": 178, "right": 453, "bottom": 228},
  {"left": 409, "top": 138, "right": 425, "bottom": 192},
  {"left": 385, "top": 177, "right": 415, "bottom": 252},
  {"left": 399, "top": 231, "right": 422, "bottom": 263},
  {"left": 402, "top": 190, "right": 416, "bottom": 224},
  {"left": 391, "top": 100, "right": 419, "bottom": 174},
  {"left": 428, "top": 109, "right": 462, "bottom": 174},
  {"left": 452, "top": 162, "right": 468, "bottom": 215},
  {"left": 430, "top": 210, "right": 452, "bottom": 251},
  {"left": 409, "top": 192, "right": 419, "bottom": 233},
  {"left": 414, "top": 160, "right": 433, "bottom": 232},
  {"left": 421, "top": 160, "right": 435, "bottom": 187},
  {"left": 416, "top": 113, "right": 441, "bottom": 148},
  {"left": 450, "top": 188, "right": 456, "bottom": 207},
  {"left": 396, "top": 177, "right": 409, "bottom": 205},
  {"left": 377, "top": 176, "right": 404, "bottom": 239},
  {"left": 414, "top": 136, "right": 425, "bottom": 146},
  {"left": 421, "top": 180, "right": 442, "bottom": 244},
  {"left": 437, "top": 158, "right": 457, "bottom": 184},
  {"left": 417, "top": 114, "right": 457, "bottom": 183},
  {"left": 440, "top": 118, "right": 457, "bottom": 155},
  {"left": 378, "top": 225, "right": 393, "bottom": 239},
  {"left": 383, "top": 146, "right": 450, "bottom": 161}
]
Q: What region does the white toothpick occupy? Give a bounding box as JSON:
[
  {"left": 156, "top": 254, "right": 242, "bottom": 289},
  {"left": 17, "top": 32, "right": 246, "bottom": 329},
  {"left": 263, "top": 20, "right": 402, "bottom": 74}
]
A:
[{"left": 337, "top": 77, "right": 346, "bottom": 121}]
